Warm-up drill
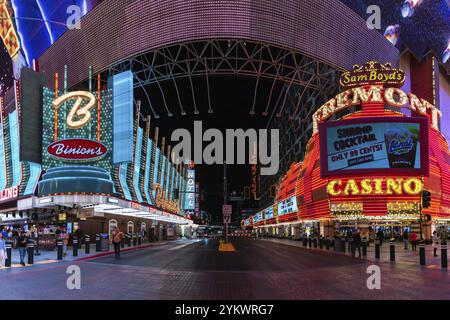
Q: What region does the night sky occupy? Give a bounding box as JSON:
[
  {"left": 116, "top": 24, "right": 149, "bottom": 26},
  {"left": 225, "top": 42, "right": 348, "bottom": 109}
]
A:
[{"left": 0, "top": 43, "right": 13, "bottom": 96}]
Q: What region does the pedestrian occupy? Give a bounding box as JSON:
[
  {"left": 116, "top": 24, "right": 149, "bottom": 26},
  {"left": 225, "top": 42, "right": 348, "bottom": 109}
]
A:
[
  {"left": 352, "top": 231, "right": 362, "bottom": 257},
  {"left": 432, "top": 231, "right": 440, "bottom": 257},
  {"left": 410, "top": 231, "right": 418, "bottom": 252},
  {"left": 59, "top": 227, "right": 68, "bottom": 256},
  {"left": 17, "top": 231, "right": 28, "bottom": 266},
  {"left": 1, "top": 228, "right": 8, "bottom": 240},
  {"left": 0, "top": 233, "right": 7, "bottom": 267},
  {"left": 111, "top": 227, "right": 124, "bottom": 259},
  {"left": 376, "top": 229, "right": 384, "bottom": 246},
  {"left": 403, "top": 229, "right": 409, "bottom": 250}
]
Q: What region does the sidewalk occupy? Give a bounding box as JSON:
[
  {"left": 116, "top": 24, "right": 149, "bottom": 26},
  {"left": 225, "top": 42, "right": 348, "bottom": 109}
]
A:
[
  {"left": 259, "top": 237, "right": 449, "bottom": 271},
  {"left": 0, "top": 240, "right": 173, "bottom": 270}
]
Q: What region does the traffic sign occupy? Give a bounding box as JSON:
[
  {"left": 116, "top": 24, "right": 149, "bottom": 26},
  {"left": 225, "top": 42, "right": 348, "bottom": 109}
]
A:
[
  {"left": 222, "top": 204, "right": 232, "bottom": 215},
  {"left": 223, "top": 215, "right": 231, "bottom": 224}
]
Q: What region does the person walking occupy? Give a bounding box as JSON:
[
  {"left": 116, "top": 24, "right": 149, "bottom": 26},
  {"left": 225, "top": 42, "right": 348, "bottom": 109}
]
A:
[
  {"left": 0, "top": 233, "right": 7, "bottom": 267},
  {"left": 111, "top": 227, "right": 124, "bottom": 259},
  {"left": 432, "top": 231, "right": 440, "bottom": 257},
  {"left": 352, "top": 231, "right": 362, "bottom": 258},
  {"left": 410, "top": 231, "right": 418, "bottom": 252},
  {"left": 1, "top": 228, "right": 8, "bottom": 240},
  {"left": 403, "top": 230, "right": 409, "bottom": 250},
  {"left": 17, "top": 231, "right": 28, "bottom": 266},
  {"left": 59, "top": 227, "right": 69, "bottom": 257},
  {"left": 376, "top": 229, "right": 384, "bottom": 246}
]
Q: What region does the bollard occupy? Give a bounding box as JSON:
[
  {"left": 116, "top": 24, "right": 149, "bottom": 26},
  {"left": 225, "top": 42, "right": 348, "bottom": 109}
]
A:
[
  {"left": 313, "top": 238, "right": 318, "bottom": 248},
  {"left": 95, "top": 234, "right": 101, "bottom": 252},
  {"left": 133, "top": 234, "right": 137, "bottom": 246},
  {"left": 375, "top": 238, "right": 381, "bottom": 259},
  {"left": 127, "top": 234, "right": 132, "bottom": 247},
  {"left": 121, "top": 236, "right": 125, "bottom": 248},
  {"left": 362, "top": 240, "right": 367, "bottom": 256},
  {"left": 73, "top": 239, "right": 79, "bottom": 257},
  {"left": 326, "top": 238, "right": 330, "bottom": 250},
  {"left": 57, "top": 239, "right": 63, "bottom": 260},
  {"left": 138, "top": 234, "right": 142, "bottom": 245},
  {"left": 319, "top": 238, "right": 323, "bottom": 249},
  {"left": 308, "top": 237, "right": 312, "bottom": 248},
  {"left": 5, "top": 242, "right": 12, "bottom": 267},
  {"left": 419, "top": 242, "right": 426, "bottom": 266},
  {"left": 302, "top": 237, "right": 307, "bottom": 247},
  {"left": 390, "top": 239, "right": 396, "bottom": 262},
  {"left": 85, "top": 235, "right": 90, "bottom": 254},
  {"left": 441, "top": 240, "right": 447, "bottom": 269},
  {"left": 27, "top": 243, "right": 34, "bottom": 265}
]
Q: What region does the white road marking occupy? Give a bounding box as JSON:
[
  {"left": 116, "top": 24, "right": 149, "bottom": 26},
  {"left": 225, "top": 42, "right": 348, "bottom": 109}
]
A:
[{"left": 168, "top": 240, "right": 201, "bottom": 251}]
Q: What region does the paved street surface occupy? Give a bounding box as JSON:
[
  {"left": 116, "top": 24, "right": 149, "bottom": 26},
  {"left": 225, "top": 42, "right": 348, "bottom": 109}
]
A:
[{"left": 0, "top": 238, "right": 449, "bottom": 300}]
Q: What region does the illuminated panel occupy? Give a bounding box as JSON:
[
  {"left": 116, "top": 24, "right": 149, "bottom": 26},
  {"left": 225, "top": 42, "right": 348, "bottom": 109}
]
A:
[
  {"left": 133, "top": 127, "right": 143, "bottom": 203},
  {"left": 143, "top": 139, "right": 153, "bottom": 204},
  {"left": 8, "top": 110, "right": 20, "bottom": 186},
  {"left": 119, "top": 162, "right": 132, "bottom": 200},
  {"left": 22, "top": 162, "right": 41, "bottom": 195},
  {"left": 160, "top": 154, "right": 166, "bottom": 192},
  {"left": 152, "top": 147, "right": 160, "bottom": 198},
  {"left": 165, "top": 159, "right": 172, "bottom": 199},
  {"left": 111, "top": 71, "right": 133, "bottom": 164},
  {"left": 0, "top": 1, "right": 20, "bottom": 57},
  {"left": 0, "top": 102, "right": 6, "bottom": 190},
  {"left": 184, "top": 169, "right": 195, "bottom": 210},
  {"left": 41, "top": 88, "right": 113, "bottom": 171}
]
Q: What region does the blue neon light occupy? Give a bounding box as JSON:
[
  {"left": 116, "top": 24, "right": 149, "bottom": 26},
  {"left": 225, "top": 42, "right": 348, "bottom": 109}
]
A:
[
  {"left": 144, "top": 139, "right": 153, "bottom": 204},
  {"left": 152, "top": 147, "right": 160, "bottom": 198},
  {"left": 133, "top": 127, "right": 144, "bottom": 203},
  {"left": 119, "top": 163, "right": 132, "bottom": 200},
  {"left": 9, "top": 111, "right": 20, "bottom": 186},
  {"left": 0, "top": 111, "right": 6, "bottom": 190},
  {"left": 10, "top": 0, "right": 31, "bottom": 66},
  {"left": 23, "top": 162, "right": 42, "bottom": 195},
  {"left": 35, "top": 0, "right": 54, "bottom": 44}
]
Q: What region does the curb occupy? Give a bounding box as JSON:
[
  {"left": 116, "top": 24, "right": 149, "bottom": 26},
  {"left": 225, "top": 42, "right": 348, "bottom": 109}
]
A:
[{"left": 259, "top": 238, "right": 448, "bottom": 269}]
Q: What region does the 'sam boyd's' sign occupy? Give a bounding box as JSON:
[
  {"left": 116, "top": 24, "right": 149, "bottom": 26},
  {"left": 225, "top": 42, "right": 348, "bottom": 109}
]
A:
[{"left": 47, "top": 138, "right": 108, "bottom": 161}]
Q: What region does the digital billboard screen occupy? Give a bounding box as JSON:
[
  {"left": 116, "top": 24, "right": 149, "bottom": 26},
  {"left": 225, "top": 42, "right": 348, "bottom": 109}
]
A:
[
  {"left": 319, "top": 117, "right": 429, "bottom": 177},
  {"left": 278, "top": 196, "right": 298, "bottom": 216}
]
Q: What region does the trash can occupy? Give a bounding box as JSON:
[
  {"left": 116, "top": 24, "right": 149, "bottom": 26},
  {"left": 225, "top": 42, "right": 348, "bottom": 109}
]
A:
[{"left": 100, "top": 233, "right": 109, "bottom": 252}]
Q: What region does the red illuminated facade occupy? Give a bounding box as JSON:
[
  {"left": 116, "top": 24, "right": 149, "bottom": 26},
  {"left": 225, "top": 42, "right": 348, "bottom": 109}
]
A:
[{"left": 245, "top": 62, "right": 450, "bottom": 240}]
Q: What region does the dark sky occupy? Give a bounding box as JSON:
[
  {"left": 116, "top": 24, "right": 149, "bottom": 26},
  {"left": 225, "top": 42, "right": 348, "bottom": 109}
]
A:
[
  {"left": 0, "top": 43, "right": 13, "bottom": 96},
  {"left": 142, "top": 76, "right": 272, "bottom": 222}
]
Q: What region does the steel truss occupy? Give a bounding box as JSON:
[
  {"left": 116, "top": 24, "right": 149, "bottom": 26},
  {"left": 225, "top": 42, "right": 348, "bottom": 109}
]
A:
[{"left": 107, "top": 39, "right": 339, "bottom": 119}]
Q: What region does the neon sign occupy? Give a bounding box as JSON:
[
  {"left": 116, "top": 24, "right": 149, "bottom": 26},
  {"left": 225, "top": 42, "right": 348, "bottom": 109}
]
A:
[
  {"left": 327, "top": 178, "right": 422, "bottom": 196},
  {"left": 0, "top": 2, "right": 20, "bottom": 57},
  {"left": 339, "top": 61, "right": 405, "bottom": 88},
  {"left": 47, "top": 138, "right": 107, "bottom": 161},
  {"left": 52, "top": 91, "right": 96, "bottom": 129},
  {"left": 312, "top": 84, "right": 442, "bottom": 134},
  {"left": 0, "top": 185, "right": 18, "bottom": 202},
  {"left": 153, "top": 183, "right": 179, "bottom": 214}
]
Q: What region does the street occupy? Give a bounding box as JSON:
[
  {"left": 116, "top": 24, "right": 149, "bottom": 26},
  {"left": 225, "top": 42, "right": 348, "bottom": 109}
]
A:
[{"left": 0, "top": 238, "right": 448, "bottom": 300}]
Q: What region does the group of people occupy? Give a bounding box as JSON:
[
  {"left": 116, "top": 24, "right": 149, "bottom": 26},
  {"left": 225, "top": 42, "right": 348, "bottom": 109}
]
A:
[
  {"left": 401, "top": 230, "right": 419, "bottom": 251},
  {"left": 0, "top": 228, "right": 32, "bottom": 266}
]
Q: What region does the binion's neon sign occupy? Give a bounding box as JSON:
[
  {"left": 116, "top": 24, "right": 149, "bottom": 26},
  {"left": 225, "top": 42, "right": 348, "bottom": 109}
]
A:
[{"left": 52, "top": 91, "right": 97, "bottom": 129}]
